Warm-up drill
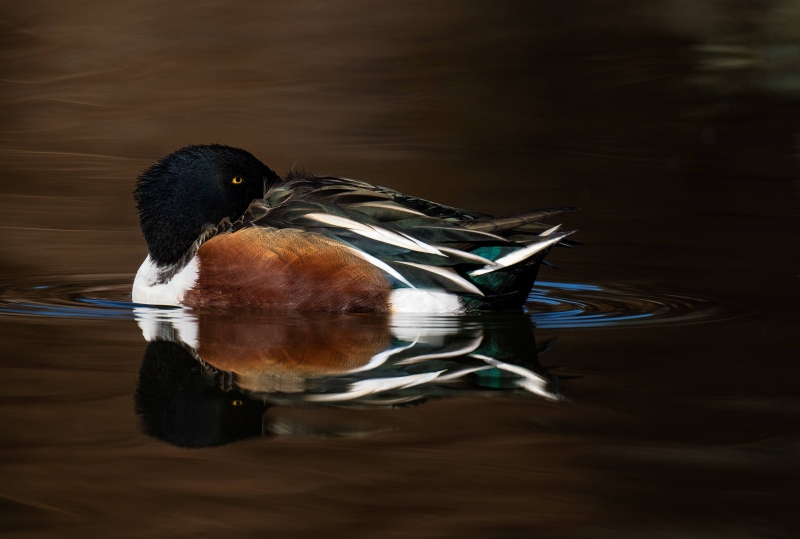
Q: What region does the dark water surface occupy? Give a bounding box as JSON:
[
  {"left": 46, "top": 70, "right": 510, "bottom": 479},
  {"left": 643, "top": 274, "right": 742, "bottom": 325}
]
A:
[{"left": 1, "top": 1, "right": 799, "bottom": 537}]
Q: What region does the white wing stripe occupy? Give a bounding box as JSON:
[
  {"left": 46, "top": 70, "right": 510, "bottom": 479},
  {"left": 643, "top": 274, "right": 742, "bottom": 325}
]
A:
[
  {"left": 436, "top": 246, "right": 497, "bottom": 265},
  {"left": 305, "top": 213, "right": 444, "bottom": 256},
  {"left": 397, "top": 231, "right": 449, "bottom": 256},
  {"left": 540, "top": 224, "right": 561, "bottom": 237},
  {"left": 351, "top": 201, "right": 427, "bottom": 216},
  {"left": 468, "top": 233, "right": 569, "bottom": 276},
  {"left": 396, "top": 262, "right": 484, "bottom": 296},
  {"left": 344, "top": 246, "right": 416, "bottom": 289}
]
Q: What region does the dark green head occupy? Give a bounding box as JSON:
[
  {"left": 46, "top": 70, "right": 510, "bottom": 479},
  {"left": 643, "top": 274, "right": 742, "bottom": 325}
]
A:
[{"left": 134, "top": 144, "right": 281, "bottom": 266}]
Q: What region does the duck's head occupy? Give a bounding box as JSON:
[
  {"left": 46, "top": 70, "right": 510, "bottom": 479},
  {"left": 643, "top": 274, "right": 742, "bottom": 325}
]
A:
[{"left": 134, "top": 144, "right": 280, "bottom": 266}]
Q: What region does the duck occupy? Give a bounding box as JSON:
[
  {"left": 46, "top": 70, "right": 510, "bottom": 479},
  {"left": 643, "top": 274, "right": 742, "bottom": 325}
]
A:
[{"left": 132, "top": 144, "right": 576, "bottom": 313}]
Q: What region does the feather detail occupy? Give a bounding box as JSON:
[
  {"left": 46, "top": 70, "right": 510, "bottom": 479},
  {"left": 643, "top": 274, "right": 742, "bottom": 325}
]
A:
[
  {"left": 350, "top": 201, "right": 427, "bottom": 218},
  {"left": 436, "top": 246, "right": 497, "bottom": 266},
  {"left": 306, "top": 371, "right": 446, "bottom": 402},
  {"left": 395, "top": 335, "right": 484, "bottom": 365},
  {"left": 344, "top": 246, "right": 416, "bottom": 289},
  {"left": 230, "top": 172, "right": 577, "bottom": 310},
  {"left": 396, "top": 261, "right": 484, "bottom": 296},
  {"left": 304, "top": 213, "right": 445, "bottom": 256},
  {"left": 408, "top": 224, "right": 508, "bottom": 244},
  {"left": 540, "top": 224, "right": 561, "bottom": 236},
  {"left": 463, "top": 207, "right": 578, "bottom": 233},
  {"left": 469, "top": 232, "right": 572, "bottom": 276}
]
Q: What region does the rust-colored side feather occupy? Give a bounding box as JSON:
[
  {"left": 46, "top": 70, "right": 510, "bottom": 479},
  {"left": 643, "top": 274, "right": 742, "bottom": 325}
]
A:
[{"left": 184, "top": 228, "right": 392, "bottom": 312}]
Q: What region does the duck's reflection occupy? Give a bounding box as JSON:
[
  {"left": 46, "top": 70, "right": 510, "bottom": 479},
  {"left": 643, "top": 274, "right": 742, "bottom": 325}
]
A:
[{"left": 134, "top": 308, "right": 558, "bottom": 447}]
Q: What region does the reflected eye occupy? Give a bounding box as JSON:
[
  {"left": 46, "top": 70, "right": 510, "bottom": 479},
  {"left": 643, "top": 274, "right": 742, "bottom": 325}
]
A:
[
  {"left": 232, "top": 399, "right": 243, "bottom": 407},
  {"left": 231, "top": 177, "right": 243, "bottom": 185}
]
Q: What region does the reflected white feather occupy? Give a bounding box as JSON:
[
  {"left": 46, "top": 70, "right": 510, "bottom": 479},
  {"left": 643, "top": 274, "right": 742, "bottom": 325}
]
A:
[
  {"left": 306, "top": 371, "right": 445, "bottom": 402},
  {"left": 346, "top": 338, "right": 419, "bottom": 374},
  {"left": 435, "top": 366, "right": 493, "bottom": 381},
  {"left": 395, "top": 335, "right": 484, "bottom": 365},
  {"left": 470, "top": 352, "right": 559, "bottom": 401},
  {"left": 390, "top": 315, "right": 483, "bottom": 344}
]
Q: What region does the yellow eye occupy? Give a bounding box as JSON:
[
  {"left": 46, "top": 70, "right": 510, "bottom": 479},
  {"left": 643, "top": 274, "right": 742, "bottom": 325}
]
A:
[
  {"left": 231, "top": 177, "right": 243, "bottom": 185},
  {"left": 232, "top": 399, "right": 243, "bottom": 407}
]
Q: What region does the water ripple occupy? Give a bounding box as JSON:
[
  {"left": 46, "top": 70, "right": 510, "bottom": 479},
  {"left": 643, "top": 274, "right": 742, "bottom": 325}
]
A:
[{"left": 0, "top": 274, "right": 721, "bottom": 328}]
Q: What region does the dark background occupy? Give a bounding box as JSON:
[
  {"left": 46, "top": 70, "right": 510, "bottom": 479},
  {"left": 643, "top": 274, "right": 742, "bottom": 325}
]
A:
[
  {"left": 0, "top": 1, "right": 798, "bottom": 537},
  {"left": 1, "top": 0, "right": 797, "bottom": 297}
]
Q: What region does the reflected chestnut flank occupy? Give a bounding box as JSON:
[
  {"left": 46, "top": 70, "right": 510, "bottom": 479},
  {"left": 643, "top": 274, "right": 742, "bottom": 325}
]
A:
[{"left": 134, "top": 308, "right": 557, "bottom": 447}]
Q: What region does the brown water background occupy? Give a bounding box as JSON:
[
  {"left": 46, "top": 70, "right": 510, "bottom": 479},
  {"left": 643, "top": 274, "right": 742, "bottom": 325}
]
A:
[{"left": 1, "top": 1, "right": 799, "bottom": 537}]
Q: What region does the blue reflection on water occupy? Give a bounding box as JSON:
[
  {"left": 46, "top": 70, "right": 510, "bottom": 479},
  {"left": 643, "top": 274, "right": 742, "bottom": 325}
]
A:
[
  {"left": 535, "top": 281, "right": 603, "bottom": 292},
  {"left": 0, "top": 279, "right": 712, "bottom": 329}
]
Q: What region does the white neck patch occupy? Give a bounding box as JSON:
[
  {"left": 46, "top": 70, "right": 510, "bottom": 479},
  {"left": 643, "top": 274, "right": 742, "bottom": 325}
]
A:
[{"left": 132, "top": 255, "right": 199, "bottom": 307}]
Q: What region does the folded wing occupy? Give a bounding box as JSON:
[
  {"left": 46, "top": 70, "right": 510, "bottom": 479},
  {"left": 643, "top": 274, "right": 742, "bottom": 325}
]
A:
[{"left": 236, "top": 173, "right": 576, "bottom": 309}]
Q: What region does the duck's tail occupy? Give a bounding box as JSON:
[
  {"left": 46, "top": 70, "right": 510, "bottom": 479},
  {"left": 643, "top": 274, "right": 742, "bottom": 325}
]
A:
[
  {"left": 462, "top": 207, "right": 580, "bottom": 234},
  {"left": 456, "top": 207, "right": 579, "bottom": 310}
]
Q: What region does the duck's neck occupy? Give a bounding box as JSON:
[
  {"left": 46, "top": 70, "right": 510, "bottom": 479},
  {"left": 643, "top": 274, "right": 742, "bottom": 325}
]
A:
[{"left": 148, "top": 219, "right": 232, "bottom": 284}]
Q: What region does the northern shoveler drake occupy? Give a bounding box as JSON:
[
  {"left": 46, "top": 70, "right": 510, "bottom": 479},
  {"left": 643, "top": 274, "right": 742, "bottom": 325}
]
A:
[{"left": 132, "top": 144, "right": 576, "bottom": 313}]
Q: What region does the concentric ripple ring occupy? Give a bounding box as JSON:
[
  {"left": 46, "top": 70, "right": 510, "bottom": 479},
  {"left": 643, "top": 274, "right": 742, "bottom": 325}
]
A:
[{"left": 0, "top": 275, "right": 721, "bottom": 328}]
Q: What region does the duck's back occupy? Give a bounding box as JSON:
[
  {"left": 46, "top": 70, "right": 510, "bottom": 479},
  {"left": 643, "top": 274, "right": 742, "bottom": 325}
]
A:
[{"left": 168, "top": 173, "right": 575, "bottom": 313}]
